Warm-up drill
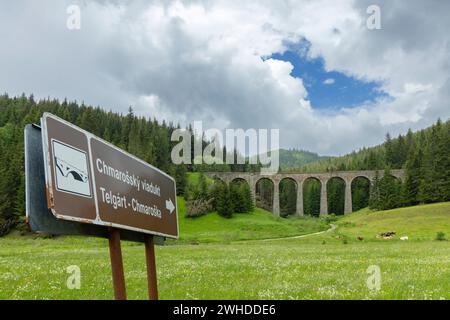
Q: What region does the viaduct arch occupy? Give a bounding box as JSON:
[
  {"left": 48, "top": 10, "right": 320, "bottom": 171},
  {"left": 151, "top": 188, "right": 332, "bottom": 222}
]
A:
[{"left": 204, "top": 170, "right": 404, "bottom": 216}]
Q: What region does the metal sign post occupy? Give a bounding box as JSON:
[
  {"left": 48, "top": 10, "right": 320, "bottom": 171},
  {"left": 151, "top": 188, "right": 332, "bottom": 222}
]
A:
[{"left": 25, "top": 113, "right": 179, "bottom": 300}]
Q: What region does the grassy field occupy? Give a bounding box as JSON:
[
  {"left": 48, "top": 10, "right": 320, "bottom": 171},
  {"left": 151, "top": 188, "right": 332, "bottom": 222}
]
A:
[
  {"left": 173, "top": 197, "right": 329, "bottom": 243},
  {"left": 0, "top": 201, "right": 449, "bottom": 299},
  {"left": 335, "top": 202, "right": 450, "bottom": 241}
]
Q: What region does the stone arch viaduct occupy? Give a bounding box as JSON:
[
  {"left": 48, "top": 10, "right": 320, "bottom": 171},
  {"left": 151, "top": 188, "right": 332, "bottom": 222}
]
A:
[{"left": 204, "top": 170, "right": 404, "bottom": 216}]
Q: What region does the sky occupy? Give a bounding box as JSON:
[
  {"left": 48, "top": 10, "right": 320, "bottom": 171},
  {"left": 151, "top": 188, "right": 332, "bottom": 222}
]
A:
[
  {"left": 1, "top": 0, "right": 449, "bottom": 156},
  {"left": 270, "top": 47, "right": 390, "bottom": 110}
]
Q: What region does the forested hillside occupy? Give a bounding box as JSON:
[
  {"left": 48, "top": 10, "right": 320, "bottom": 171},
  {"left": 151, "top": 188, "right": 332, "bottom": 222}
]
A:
[
  {"left": 272, "top": 119, "right": 450, "bottom": 215},
  {"left": 279, "top": 149, "right": 329, "bottom": 170},
  {"left": 297, "top": 121, "right": 449, "bottom": 175}
]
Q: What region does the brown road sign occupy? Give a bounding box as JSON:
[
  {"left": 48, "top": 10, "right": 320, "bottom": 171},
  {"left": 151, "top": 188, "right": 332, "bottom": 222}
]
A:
[{"left": 41, "top": 113, "right": 178, "bottom": 238}]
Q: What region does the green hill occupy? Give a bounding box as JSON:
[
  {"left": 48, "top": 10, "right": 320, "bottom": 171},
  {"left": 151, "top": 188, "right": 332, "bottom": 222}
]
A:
[
  {"left": 333, "top": 202, "right": 450, "bottom": 242},
  {"left": 279, "top": 149, "right": 329, "bottom": 170},
  {"left": 250, "top": 148, "right": 328, "bottom": 171},
  {"left": 173, "top": 197, "right": 329, "bottom": 243}
]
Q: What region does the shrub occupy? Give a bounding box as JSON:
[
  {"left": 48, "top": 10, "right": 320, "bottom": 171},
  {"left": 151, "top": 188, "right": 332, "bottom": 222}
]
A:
[
  {"left": 435, "top": 232, "right": 446, "bottom": 241},
  {"left": 184, "top": 173, "right": 214, "bottom": 203},
  {"left": 339, "top": 221, "right": 356, "bottom": 228},
  {"left": 185, "top": 198, "right": 214, "bottom": 218},
  {"left": 256, "top": 196, "right": 272, "bottom": 212},
  {"left": 323, "top": 213, "right": 338, "bottom": 224},
  {"left": 335, "top": 232, "right": 349, "bottom": 244},
  {"left": 184, "top": 181, "right": 197, "bottom": 201},
  {"left": 0, "top": 217, "right": 16, "bottom": 236}
]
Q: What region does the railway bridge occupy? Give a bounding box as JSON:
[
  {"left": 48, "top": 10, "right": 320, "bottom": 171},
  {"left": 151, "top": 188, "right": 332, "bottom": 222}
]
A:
[{"left": 204, "top": 170, "right": 405, "bottom": 216}]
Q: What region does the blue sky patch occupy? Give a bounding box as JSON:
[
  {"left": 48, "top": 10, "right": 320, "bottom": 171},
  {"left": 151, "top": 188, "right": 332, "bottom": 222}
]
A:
[{"left": 269, "top": 47, "right": 389, "bottom": 110}]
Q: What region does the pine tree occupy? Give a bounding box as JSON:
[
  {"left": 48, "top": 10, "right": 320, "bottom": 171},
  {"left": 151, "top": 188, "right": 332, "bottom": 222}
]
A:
[
  {"left": 366, "top": 150, "right": 379, "bottom": 170},
  {"left": 405, "top": 129, "right": 414, "bottom": 155},
  {"left": 241, "top": 182, "right": 254, "bottom": 213},
  {"left": 79, "top": 108, "right": 96, "bottom": 134},
  {"left": 418, "top": 122, "right": 441, "bottom": 203},
  {"left": 369, "top": 171, "right": 381, "bottom": 210},
  {"left": 385, "top": 133, "right": 396, "bottom": 167},
  {"left": 121, "top": 106, "right": 134, "bottom": 149},
  {"left": 128, "top": 118, "right": 143, "bottom": 159},
  {"left": 174, "top": 165, "right": 187, "bottom": 196},
  {"left": 396, "top": 135, "right": 407, "bottom": 168},
  {"left": 229, "top": 183, "right": 243, "bottom": 212},
  {"left": 198, "top": 173, "right": 208, "bottom": 200},
  {"left": 215, "top": 183, "right": 233, "bottom": 218},
  {"left": 378, "top": 168, "right": 402, "bottom": 210},
  {"left": 402, "top": 144, "right": 423, "bottom": 206}
]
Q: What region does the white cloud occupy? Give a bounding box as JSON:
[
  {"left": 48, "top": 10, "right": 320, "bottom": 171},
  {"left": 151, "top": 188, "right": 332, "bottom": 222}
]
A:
[
  {"left": 323, "top": 78, "right": 335, "bottom": 85},
  {"left": 0, "top": 0, "right": 449, "bottom": 156}
]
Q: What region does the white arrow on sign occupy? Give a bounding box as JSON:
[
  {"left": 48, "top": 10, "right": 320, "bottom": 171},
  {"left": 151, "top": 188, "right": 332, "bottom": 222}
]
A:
[{"left": 165, "top": 198, "right": 175, "bottom": 214}]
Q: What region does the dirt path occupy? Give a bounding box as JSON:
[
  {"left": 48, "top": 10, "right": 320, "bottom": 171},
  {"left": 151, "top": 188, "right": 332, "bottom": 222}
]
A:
[{"left": 239, "top": 224, "right": 337, "bottom": 243}]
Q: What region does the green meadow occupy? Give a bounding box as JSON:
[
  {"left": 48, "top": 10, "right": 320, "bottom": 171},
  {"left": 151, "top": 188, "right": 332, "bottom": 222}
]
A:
[
  {"left": 0, "top": 201, "right": 449, "bottom": 300},
  {"left": 173, "top": 197, "right": 329, "bottom": 243}
]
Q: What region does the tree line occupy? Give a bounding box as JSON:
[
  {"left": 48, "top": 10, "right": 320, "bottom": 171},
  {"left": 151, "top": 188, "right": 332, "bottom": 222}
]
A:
[{"left": 370, "top": 119, "right": 450, "bottom": 210}]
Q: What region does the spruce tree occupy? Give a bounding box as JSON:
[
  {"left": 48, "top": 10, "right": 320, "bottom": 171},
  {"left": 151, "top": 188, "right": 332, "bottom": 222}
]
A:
[
  {"left": 216, "top": 183, "right": 233, "bottom": 218},
  {"left": 402, "top": 145, "right": 423, "bottom": 206},
  {"left": 175, "top": 165, "right": 187, "bottom": 196},
  {"left": 241, "top": 182, "right": 254, "bottom": 213},
  {"left": 229, "top": 183, "right": 244, "bottom": 213},
  {"left": 379, "top": 168, "right": 402, "bottom": 210},
  {"left": 385, "top": 133, "right": 396, "bottom": 167},
  {"left": 198, "top": 173, "right": 208, "bottom": 200},
  {"left": 369, "top": 171, "right": 381, "bottom": 210},
  {"left": 418, "top": 122, "right": 441, "bottom": 203}
]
